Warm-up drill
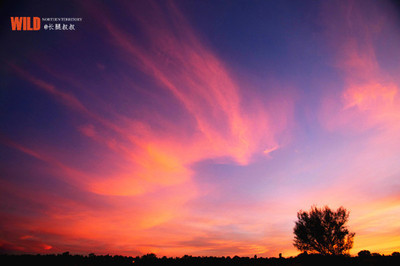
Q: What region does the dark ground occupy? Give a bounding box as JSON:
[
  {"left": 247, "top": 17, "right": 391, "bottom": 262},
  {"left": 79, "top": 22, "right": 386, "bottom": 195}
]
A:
[{"left": 2, "top": 253, "right": 400, "bottom": 266}]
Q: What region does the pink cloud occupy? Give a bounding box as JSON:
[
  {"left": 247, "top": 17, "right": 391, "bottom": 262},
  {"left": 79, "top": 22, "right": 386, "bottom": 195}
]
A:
[
  {"left": 3, "top": 1, "right": 295, "bottom": 256},
  {"left": 101, "top": 1, "right": 288, "bottom": 165}
]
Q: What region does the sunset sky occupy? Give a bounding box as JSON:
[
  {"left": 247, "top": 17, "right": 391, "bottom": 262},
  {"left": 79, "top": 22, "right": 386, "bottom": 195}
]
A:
[{"left": 1, "top": 0, "right": 400, "bottom": 258}]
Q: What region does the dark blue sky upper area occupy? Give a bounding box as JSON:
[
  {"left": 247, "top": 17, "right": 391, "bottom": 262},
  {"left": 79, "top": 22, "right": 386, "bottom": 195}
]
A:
[{"left": 178, "top": 0, "right": 324, "bottom": 73}]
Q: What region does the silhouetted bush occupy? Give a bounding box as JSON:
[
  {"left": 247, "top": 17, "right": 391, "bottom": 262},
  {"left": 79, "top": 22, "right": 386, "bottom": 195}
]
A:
[{"left": 358, "top": 250, "right": 371, "bottom": 257}]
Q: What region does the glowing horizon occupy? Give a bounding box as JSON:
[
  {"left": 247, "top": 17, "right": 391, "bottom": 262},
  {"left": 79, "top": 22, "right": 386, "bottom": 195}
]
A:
[{"left": 1, "top": 0, "right": 400, "bottom": 257}]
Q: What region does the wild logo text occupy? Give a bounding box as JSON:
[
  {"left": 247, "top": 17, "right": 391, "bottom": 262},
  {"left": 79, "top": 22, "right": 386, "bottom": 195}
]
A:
[{"left": 10, "top": 17, "right": 41, "bottom": 31}]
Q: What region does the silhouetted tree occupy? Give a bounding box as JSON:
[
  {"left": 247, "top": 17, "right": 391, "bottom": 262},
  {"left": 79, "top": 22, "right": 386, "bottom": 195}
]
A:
[
  {"left": 358, "top": 250, "right": 371, "bottom": 257},
  {"left": 293, "top": 206, "right": 355, "bottom": 255}
]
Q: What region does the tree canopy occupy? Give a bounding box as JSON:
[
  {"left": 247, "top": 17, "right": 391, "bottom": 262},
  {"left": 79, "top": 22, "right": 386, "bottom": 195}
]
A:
[{"left": 293, "top": 206, "right": 355, "bottom": 255}]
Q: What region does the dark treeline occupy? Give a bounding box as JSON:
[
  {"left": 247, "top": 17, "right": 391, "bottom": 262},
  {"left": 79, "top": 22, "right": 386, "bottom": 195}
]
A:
[{"left": 2, "top": 252, "right": 400, "bottom": 266}]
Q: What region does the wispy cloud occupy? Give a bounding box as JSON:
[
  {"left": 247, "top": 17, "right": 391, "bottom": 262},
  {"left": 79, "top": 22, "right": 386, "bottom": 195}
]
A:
[{"left": 2, "top": 0, "right": 293, "bottom": 256}]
